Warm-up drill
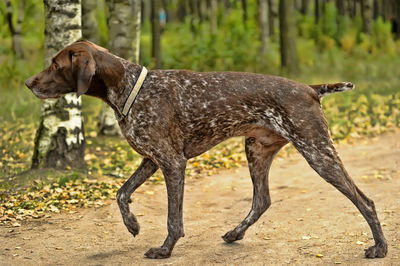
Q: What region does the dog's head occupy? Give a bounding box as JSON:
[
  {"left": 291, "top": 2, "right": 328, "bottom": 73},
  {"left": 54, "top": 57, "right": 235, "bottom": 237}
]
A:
[{"left": 25, "top": 40, "right": 108, "bottom": 99}]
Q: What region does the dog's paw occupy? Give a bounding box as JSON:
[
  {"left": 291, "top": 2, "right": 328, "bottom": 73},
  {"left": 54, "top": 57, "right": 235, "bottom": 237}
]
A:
[
  {"left": 144, "top": 247, "right": 171, "bottom": 259},
  {"left": 123, "top": 212, "right": 140, "bottom": 237},
  {"left": 222, "top": 230, "right": 245, "bottom": 243},
  {"left": 365, "top": 242, "right": 388, "bottom": 258}
]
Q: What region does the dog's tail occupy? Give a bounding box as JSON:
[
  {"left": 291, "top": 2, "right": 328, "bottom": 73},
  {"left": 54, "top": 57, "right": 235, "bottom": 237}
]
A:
[{"left": 309, "top": 82, "right": 354, "bottom": 97}]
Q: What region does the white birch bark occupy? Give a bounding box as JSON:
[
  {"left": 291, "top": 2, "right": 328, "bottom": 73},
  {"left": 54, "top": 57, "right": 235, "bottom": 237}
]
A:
[
  {"left": 32, "top": 0, "right": 85, "bottom": 169},
  {"left": 98, "top": 0, "right": 142, "bottom": 136}
]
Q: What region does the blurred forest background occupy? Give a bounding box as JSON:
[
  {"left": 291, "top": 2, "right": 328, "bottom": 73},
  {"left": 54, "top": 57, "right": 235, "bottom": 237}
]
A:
[{"left": 0, "top": 0, "right": 399, "bottom": 220}]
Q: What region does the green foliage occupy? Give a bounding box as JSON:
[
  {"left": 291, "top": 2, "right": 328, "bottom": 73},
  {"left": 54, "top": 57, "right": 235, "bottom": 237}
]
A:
[
  {"left": 321, "top": 2, "right": 338, "bottom": 41},
  {"left": 157, "top": 5, "right": 260, "bottom": 72}
]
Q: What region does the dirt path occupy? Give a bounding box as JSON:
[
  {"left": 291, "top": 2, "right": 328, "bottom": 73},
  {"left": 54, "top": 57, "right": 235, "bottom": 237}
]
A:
[{"left": 1, "top": 131, "right": 400, "bottom": 265}]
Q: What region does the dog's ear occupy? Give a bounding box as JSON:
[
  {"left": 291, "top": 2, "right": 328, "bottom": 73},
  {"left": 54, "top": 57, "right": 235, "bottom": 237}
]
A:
[{"left": 71, "top": 50, "right": 96, "bottom": 97}]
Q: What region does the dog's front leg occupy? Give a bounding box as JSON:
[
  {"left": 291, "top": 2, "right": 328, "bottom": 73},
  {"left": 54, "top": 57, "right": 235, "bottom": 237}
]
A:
[
  {"left": 117, "top": 158, "right": 158, "bottom": 236},
  {"left": 145, "top": 158, "right": 187, "bottom": 259}
]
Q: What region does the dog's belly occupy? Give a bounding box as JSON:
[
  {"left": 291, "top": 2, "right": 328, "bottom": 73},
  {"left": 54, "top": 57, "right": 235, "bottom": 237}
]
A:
[{"left": 182, "top": 120, "right": 286, "bottom": 158}]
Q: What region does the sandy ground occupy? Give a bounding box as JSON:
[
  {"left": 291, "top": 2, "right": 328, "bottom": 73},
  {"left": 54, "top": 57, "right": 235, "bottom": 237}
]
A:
[{"left": 1, "top": 131, "right": 400, "bottom": 265}]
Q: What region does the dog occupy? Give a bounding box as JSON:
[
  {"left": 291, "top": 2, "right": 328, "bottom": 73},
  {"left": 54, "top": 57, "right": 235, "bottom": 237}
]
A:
[{"left": 25, "top": 40, "right": 387, "bottom": 259}]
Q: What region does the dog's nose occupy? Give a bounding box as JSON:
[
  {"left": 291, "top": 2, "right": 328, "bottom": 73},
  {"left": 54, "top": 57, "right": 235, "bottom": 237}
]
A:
[{"left": 25, "top": 77, "right": 35, "bottom": 89}]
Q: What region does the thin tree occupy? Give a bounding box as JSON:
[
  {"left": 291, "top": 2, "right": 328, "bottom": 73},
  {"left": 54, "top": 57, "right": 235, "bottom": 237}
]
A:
[
  {"left": 242, "top": 0, "right": 248, "bottom": 23},
  {"left": 394, "top": 0, "right": 400, "bottom": 39},
  {"left": 373, "top": 0, "right": 381, "bottom": 19},
  {"left": 361, "top": 0, "right": 373, "bottom": 34},
  {"left": 209, "top": 0, "right": 218, "bottom": 35},
  {"left": 300, "top": 0, "right": 310, "bottom": 15},
  {"left": 151, "top": 0, "right": 162, "bottom": 68},
  {"left": 98, "top": 0, "right": 142, "bottom": 136},
  {"left": 315, "top": 0, "right": 320, "bottom": 23},
  {"left": 267, "top": 0, "right": 278, "bottom": 38},
  {"left": 188, "top": 0, "right": 198, "bottom": 33},
  {"left": 5, "top": 0, "right": 24, "bottom": 58},
  {"left": 82, "top": 0, "right": 99, "bottom": 44},
  {"left": 258, "top": 0, "right": 269, "bottom": 55},
  {"left": 336, "top": 0, "right": 346, "bottom": 16},
  {"left": 32, "top": 0, "right": 85, "bottom": 169},
  {"left": 279, "top": 0, "right": 299, "bottom": 73}
]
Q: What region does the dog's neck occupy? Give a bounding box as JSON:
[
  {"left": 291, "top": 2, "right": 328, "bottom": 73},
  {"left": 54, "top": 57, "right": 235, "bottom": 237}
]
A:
[{"left": 87, "top": 51, "right": 143, "bottom": 119}]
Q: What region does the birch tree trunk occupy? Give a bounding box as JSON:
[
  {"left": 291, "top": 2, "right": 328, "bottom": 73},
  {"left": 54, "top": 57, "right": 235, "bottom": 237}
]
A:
[
  {"left": 106, "top": 0, "right": 141, "bottom": 61},
  {"left": 6, "top": 0, "right": 25, "bottom": 58},
  {"left": 82, "top": 0, "right": 99, "bottom": 44},
  {"left": 98, "top": 0, "right": 142, "bottom": 136},
  {"left": 32, "top": 0, "right": 85, "bottom": 169},
  {"left": 279, "top": 0, "right": 299, "bottom": 73},
  {"left": 258, "top": 0, "right": 269, "bottom": 55}
]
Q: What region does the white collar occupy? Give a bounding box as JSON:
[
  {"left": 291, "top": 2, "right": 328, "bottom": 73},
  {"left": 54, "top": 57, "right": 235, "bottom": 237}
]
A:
[{"left": 121, "top": 66, "right": 148, "bottom": 117}]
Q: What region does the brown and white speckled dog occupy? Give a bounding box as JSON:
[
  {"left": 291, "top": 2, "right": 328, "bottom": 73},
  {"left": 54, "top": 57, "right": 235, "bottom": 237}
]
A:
[{"left": 25, "top": 40, "right": 387, "bottom": 259}]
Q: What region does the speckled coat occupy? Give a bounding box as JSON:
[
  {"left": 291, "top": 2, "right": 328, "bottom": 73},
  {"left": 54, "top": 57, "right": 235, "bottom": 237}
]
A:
[{"left": 25, "top": 41, "right": 387, "bottom": 260}]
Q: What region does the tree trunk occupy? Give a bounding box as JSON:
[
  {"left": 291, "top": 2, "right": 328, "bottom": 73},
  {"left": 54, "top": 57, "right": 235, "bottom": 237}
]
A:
[
  {"left": 189, "top": 0, "right": 199, "bottom": 33},
  {"left": 361, "top": 0, "right": 373, "bottom": 34},
  {"left": 177, "top": 0, "right": 188, "bottom": 22},
  {"left": 315, "top": 0, "right": 320, "bottom": 23},
  {"left": 373, "top": 0, "right": 381, "bottom": 19},
  {"left": 381, "top": 0, "right": 390, "bottom": 21},
  {"left": 151, "top": 0, "right": 162, "bottom": 68},
  {"left": 6, "top": 0, "right": 24, "bottom": 58},
  {"left": 98, "top": 0, "right": 142, "bottom": 136},
  {"left": 241, "top": 0, "right": 248, "bottom": 23},
  {"left": 351, "top": 0, "right": 359, "bottom": 17},
  {"left": 300, "top": 0, "right": 310, "bottom": 15},
  {"left": 336, "top": 0, "right": 345, "bottom": 16},
  {"left": 81, "top": 0, "right": 99, "bottom": 44},
  {"left": 106, "top": 0, "right": 141, "bottom": 61},
  {"left": 267, "top": 0, "right": 278, "bottom": 38},
  {"left": 32, "top": 0, "right": 85, "bottom": 169},
  {"left": 279, "top": 0, "right": 299, "bottom": 73},
  {"left": 395, "top": 1, "right": 400, "bottom": 39},
  {"left": 258, "top": 0, "right": 269, "bottom": 55},
  {"left": 209, "top": 0, "right": 218, "bottom": 35},
  {"left": 197, "top": 0, "right": 207, "bottom": 23},
  {"left": 294, "top": 0, "right": 301, "bottom": 11}
]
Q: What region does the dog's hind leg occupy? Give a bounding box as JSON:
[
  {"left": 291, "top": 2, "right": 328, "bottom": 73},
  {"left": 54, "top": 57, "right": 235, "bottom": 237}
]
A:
[
  {"left": 288, "top": 112, "right": 387, "bottom": 258},
  {"left": 222, "top": 136, "right": 286, "bottom": 243},
  {"left": 117, "top": 158, "right": 158, "bottom": 237}
]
